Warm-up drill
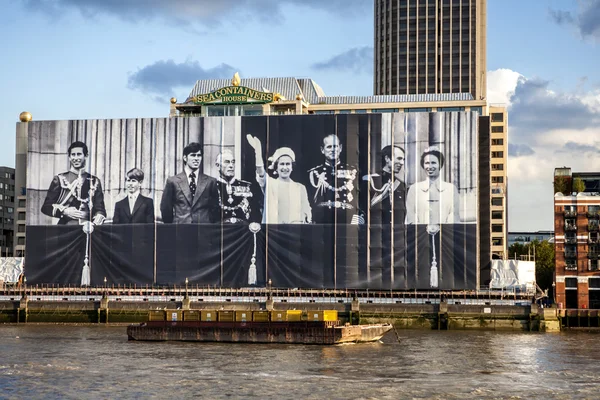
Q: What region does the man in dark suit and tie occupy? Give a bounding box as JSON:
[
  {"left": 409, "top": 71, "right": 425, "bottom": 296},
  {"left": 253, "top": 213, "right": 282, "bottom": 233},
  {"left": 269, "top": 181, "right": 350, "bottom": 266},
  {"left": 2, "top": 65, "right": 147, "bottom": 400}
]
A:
[
  {"left": 160, "top": 142, "right": 220, "bottom": 224},
  {"left": 112, "top": 168, "right": 155, "bottom": 224}
]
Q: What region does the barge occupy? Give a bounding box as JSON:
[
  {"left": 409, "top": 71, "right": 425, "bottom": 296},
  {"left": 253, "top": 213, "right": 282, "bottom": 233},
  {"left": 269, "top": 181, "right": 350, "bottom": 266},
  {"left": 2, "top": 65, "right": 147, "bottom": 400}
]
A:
[{"left": 127, "top": 309, "right": 392, "bottom": 344}]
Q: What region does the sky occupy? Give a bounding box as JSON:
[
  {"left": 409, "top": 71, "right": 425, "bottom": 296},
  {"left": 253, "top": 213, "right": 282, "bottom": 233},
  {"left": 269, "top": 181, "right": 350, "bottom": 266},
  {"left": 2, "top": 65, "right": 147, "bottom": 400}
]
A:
[{"left": 0, "top": 0, "right": 599, "bottom": 232}]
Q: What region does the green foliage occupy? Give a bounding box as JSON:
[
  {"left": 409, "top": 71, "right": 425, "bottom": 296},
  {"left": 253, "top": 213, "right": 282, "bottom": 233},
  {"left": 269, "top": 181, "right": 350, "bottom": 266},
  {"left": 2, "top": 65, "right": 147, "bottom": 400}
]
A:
[
  {"left": 572, "top": 177, "right": 586, "bottom": 193},
  {"left": 508, "top": 239, "right": 555, "bottom": 291},
  {"left": 553, "top": 176, "right": 570, "bottom": 195}
]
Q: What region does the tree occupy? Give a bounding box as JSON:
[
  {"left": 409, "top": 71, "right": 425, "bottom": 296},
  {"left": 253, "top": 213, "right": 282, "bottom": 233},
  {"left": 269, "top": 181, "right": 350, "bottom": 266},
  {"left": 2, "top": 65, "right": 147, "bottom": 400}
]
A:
[
  {"left": 573, "top": 177, "right": 586, "bottom": 193},
  {"left": 532, "top": 240, "right": 555, "bottom": 292},
  {"left": 507, "top": 239, "right": 555, "bottom": 291},
  {"left": 553, "top": 176, "right": 570, "bottom": 195}
]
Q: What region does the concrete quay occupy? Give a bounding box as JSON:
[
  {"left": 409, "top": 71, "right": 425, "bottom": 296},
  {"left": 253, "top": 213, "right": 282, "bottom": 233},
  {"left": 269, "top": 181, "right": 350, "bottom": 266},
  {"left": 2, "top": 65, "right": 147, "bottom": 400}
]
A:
[{"left": 0, "top": 286, "right": 561, "bottom": 331}]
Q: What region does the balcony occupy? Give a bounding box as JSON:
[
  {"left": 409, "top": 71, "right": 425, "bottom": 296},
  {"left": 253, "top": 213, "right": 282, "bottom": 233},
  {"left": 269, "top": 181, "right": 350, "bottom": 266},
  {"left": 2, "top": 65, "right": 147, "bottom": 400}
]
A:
[
  {"left": 588, "top": 224, "right": 599, "bottom": 232},
  {"left": 564, "top": 224, "right": 577, "bottom": 231},
  {"left": 565, "top": 263, "right": 578, "bottom": 271},
  {"left": 564, "top": 210, "right": 577, "bottom": 218},
  {"left": 565, "top": 238, "right": 577, "bottom": 245},
  {"left": 588, "top": 252, "right": 600, "bottom": 260},
  {"left": 564, "top": 251, "right": 577, "bottom": 258}
]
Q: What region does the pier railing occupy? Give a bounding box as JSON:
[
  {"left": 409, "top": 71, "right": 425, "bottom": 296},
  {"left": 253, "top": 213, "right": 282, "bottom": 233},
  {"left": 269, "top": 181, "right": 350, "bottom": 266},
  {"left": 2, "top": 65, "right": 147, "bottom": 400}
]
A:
[{"left": 0, "top": 284, "right": 535, "bottom": 305}]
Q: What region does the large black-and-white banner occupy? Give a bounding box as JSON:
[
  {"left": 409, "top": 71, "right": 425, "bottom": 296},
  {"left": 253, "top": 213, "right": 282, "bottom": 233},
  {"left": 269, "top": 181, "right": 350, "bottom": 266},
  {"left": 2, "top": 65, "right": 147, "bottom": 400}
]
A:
[{"left": 25, "top": 113, "right": 478, "bottom": 289}]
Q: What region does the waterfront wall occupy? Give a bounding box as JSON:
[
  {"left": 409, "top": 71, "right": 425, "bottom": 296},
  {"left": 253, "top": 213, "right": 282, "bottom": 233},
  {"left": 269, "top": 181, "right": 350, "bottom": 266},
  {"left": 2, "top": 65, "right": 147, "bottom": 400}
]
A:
[{"left": 0, "top": 296, "right": 562, "bottom": 331}]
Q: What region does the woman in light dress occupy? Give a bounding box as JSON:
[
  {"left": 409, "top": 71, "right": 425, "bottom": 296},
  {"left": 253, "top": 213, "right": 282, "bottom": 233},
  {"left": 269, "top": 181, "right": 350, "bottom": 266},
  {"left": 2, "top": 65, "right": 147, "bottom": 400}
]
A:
[
  {"left": 246, "top": 135, "right": 312, "bottom": 224},
  {"left": 406, "top": 145, "right": 460, "bottom": 225}
]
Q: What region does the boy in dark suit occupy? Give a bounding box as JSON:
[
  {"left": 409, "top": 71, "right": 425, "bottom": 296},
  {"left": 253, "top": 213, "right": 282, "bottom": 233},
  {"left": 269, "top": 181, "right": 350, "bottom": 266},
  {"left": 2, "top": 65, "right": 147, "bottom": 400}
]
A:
[
  {"left": 113, "top": 168, "right": 155, "bottom": 224},
  {"left": 160, "top": 142, "right": 220, "bottom": 224}
]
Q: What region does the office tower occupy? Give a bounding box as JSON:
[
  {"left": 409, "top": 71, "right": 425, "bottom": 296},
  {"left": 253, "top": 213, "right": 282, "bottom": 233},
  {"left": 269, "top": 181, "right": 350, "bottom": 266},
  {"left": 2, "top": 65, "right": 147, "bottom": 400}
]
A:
[{"left": 374, "top": 0, "right": 487, "bottom": 99}]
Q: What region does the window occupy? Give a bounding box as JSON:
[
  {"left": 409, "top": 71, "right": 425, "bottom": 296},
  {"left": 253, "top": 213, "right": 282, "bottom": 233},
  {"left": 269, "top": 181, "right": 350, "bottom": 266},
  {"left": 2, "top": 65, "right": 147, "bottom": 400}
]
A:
[
  {"left": 372, "top": 108, "right": 400, "bottom": 113},
  {"left": 492, "top": 238, "right": 503, "bottom": 246},
  {"left": 354, "top": 110, "right": 368, "bottom": 114},
  {"left": 403, "top": 107, "right": 431, "bottom": 112},
  {"left": 491, "top": 197, "right": 503, "bottom": 206},
  {"left": 0, "top": 194, "right": 3, "bottom": 201},
  {"left": 492, "top": 176, "right": 504, "bottom": 183},
  {"left": 313, "top": 110, "right": 335, "bottom": 115},
  {"left": 18, "top": 199, "right": 25, "bottom": 208},
  {"left": 565, "top": 277, "right": 578, "bottom": 289},
  {"left": 590, "top": 278, "right": 600, "bottom": 288},
  {"left": 18, "top": 225, "right": 25, "bottom": 232},
  {"left": 492, "top": 224, "right": 503, "bottom": 233},
  {"left": 491, "top": 113, "right": 504, "bottom": 122},
  {"left": 491, "top": 139, "right": 504, "bottom": 145},
  {"left": 470, "top": 107, "right": 482, "bottom": 114},
  {"left": 337, "top": 110, "right": 352, "bottom": 114},
  {"left": 18, "top": 212, "right": 25, "bottom": 220},
  {"left": 491, "top": 126, "right": 504, "bottom": 133},
  {"left": 492, "top": 211, "right": 503, "bottom": 220},
  {"left": 7, "top": 207, "right": 13, "bottom": 213},
  {"left": 17, "top": 238, "right": 25, "bottom": 245},
  {"left": 492, "top": 164, "right": 504, "bottom": 171},
  {"left": 491, "top": 151, "right": 504, "bottom": 158},
  {"left": 437, "top": 107, "right": 464, "bottom": 112}
]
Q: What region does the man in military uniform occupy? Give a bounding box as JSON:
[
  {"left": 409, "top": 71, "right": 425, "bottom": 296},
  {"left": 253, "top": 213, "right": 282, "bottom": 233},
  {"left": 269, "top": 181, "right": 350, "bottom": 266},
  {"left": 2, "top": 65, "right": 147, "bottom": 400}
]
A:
[
  {"left": 363, "top": 144, "right": 407, "bottom": 289},
  {"left": 367, "top": 145, "right": 407, "bottom": 225},
  {"left": 215, "top": 150, "right": 259, "bottom": 223},
  {"left": 41, "top": 141, "right": 106, "bottom": 225},
  {"left": 308, "top": 134, "right": 362, "bottom": 224}
]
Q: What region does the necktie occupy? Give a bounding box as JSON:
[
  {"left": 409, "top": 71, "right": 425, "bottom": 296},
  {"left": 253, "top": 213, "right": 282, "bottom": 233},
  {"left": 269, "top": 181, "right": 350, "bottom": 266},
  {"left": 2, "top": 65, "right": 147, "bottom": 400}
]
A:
[
  {"left": 189, "top": 172, "right": 197, "bottom": 199},
  {"left": 129, "top": 196, "right": 135, "bottom": 213}
]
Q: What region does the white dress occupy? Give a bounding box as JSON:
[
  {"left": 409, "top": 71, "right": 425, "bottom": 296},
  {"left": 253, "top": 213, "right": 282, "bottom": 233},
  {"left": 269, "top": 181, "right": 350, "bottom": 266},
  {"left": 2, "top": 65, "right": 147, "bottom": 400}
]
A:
[
  {"left": 406, "top": 179, "right": 460, "bottom": 224},
  {"left": 257, "top": 175, "right": 312, "bottom": 224}
]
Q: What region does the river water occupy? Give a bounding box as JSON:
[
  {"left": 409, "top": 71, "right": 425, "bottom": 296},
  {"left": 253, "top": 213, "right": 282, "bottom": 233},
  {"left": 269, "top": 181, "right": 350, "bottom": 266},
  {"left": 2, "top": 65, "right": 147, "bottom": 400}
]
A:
[{"left": 1, "top": 325, "right": 598, "bottom": 399}]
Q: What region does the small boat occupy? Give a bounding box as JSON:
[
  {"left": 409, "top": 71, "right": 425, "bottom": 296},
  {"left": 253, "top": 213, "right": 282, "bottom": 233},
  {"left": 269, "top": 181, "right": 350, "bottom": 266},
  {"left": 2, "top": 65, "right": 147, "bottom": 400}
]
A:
[{"left": 127, "top": 309, "right": 392, "bottom": 345}]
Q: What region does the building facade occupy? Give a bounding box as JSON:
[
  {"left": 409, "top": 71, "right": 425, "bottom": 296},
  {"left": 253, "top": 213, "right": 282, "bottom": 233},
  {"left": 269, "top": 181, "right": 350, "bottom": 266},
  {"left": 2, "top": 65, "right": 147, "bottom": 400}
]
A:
[
  {"left": 489, "top": 105, "right": 508, "bottom": 259},
  {"left": 0, "top": 166, "right": 15, "bottom": 257},
  {"left": 554, "top": 167, "right": 600, "bottom": 309},
  {"left": 170, "top": 74, "right": 507, "bottom": 268},
  {"left": 507, "top": 231, "right": 554, "bottom": 248},
  {"left": 374, "top": 0, "right": 487, "bottom": 99}
]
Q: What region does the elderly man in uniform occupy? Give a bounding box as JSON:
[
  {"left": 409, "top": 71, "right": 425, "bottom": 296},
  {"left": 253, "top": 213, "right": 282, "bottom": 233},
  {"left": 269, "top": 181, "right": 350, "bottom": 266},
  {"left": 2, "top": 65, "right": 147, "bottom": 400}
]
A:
[
  {"left": 41, "top": 141, "right": 106, "bottom": 225},
  {"left": 367, "top": 145, "right": 407, "bottom": 225},
  {"left": 364, "top": 144, "right": 407, "bottom": 288},
  {"left": 214, "top": 150, "right": 258, "bottom": 223},
  {"left": 308, "top": 134, "right": 362, "bottom": 224}
]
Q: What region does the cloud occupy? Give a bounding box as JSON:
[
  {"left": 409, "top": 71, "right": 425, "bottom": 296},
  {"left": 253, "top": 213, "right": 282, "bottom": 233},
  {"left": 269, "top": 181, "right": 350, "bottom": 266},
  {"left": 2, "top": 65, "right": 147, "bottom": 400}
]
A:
[
  {"left": 127, "top": 59, "right": 237, "bottom": 99},
  {"left": 557, "top": 141, "right": 600, "bottom": 154},
  {"left": 311, "top": 46, "right": 373, "bottom": 74},
  {"left": 22, "top": 0, "right": 369, "bottom": 27},
  {"left": 487, "top": 68, "right": 522, "bottom": 105},
  {"left": 508, "top": 77, "right": 600, "bottom": 136},
  {"left": 549, "top": 0, "right": 600, "bottom": 40},
  {"left": 508, "top": 143, "right": 535, "bottom": 157}
]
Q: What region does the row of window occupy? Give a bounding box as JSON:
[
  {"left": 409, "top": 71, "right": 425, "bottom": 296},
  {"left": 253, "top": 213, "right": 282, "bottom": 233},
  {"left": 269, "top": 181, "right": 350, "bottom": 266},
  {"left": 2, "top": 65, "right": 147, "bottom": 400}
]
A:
[
  {"left": 491, "top": 176, "right": 504, "bottom": 183},
  {"left": 314, "top": 107, "right": 481, "bottom": 114},
  {"left": 0, "top": 183, "right": 15, "bottom": 191},
  {"left": 0, "top": 194, "right": 15, "bottom": 202}
]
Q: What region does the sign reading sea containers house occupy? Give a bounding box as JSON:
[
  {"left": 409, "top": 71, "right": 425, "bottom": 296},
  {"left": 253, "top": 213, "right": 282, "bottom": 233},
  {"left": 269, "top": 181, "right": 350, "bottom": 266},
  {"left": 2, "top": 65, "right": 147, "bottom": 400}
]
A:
[{"left": 24, "top": 113, "right": 478, "bottom": 290}]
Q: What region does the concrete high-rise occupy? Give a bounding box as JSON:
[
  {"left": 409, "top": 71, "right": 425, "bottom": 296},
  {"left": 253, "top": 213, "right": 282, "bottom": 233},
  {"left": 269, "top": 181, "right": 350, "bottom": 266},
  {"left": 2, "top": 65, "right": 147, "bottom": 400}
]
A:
[{"left": 374, "top": 0, "right": 487, "bottom": 100}]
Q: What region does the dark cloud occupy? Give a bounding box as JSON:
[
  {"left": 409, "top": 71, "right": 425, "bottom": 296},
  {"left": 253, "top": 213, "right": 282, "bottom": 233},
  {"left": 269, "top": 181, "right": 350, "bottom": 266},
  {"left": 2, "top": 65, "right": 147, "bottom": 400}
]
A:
[
  {"left": 22, "top": 0, "right": 370, "bottom": 26},
  {"left": 508, "top": 77, "right": 600, "bottom": 135},
  {"left": 549, "top": 0, "right": 600, "bottom": 40},
  {"left": 556, "top": 141, "right": 600, "bottom": 154},
  {"left": 508, "top": 143, "right": 535, "bottom": 157},
  {"left": 127, "top": 60, "right": 237, "bottom": 99},
  {"left": 311, "top": 46, "right": 373, "bottom": 74}
]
